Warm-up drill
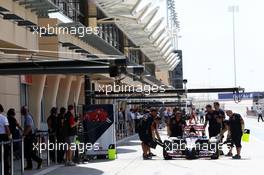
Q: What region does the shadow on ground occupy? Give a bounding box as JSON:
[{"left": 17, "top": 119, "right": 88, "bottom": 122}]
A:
[
  {"left": 118, "top": 140, "right": 141, "bottom": 147},
  {"left": 46, "top": 166, "right": 104, "bottom": 175},
  {"left": 117, "top": 148, "right": 137, "bottom": 154}
]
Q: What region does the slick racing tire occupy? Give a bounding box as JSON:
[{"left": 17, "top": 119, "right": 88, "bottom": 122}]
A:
[
  {"left": 185, "top": 148, "right": 196, "bottom": 160},
  {"left": 210, "top": 143, "right": 219, "bottom": 159},
  {"left": 163, "top": 148, "right": 172, "bottom": 160},
  {"left": 163, "top": 140, "right": 172, "bottom": 160},
  {"left": 210, "top": 151, "right": 219, "bottom": 159}
]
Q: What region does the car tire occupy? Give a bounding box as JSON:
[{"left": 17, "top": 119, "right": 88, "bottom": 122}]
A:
[
  {"left": 163, "top": 148, "right": 172, "bottom": 160},
  {"left": 185, "top": 148, "right": 196, "bottom": 160},
  {"left": 210, "top": 143, "right": 219, "bottom": 159}
]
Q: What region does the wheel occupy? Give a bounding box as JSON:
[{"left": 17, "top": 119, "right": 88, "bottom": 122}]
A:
[
  {"left": 210, "top": 143, "right": 219, "bottom": 159},
  {"left": 163, "top": 152, "right": 172, "bottom": 160},
  {"left": 163, "top": 146, "right": 172, "bottom": 160},
  {"left": 185, "top": 148, "right": 196, "bottom": 160},
  {"left": 163, "top": 140, "right": 173, "bottom": 160}
]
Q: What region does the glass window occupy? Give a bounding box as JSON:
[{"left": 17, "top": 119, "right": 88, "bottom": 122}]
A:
[
  {"left": 20, "top": 84, "right": 29, "bottom": 107},
  {"left": 41, "top": 97, "right": 45, "bottom": 123}
]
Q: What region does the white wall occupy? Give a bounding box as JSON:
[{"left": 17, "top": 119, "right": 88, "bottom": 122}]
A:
[{"left": 219, "top": 99, "right": 253, "bottom": 117}]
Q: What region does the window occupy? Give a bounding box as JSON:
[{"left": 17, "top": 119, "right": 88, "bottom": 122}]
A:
[
  {"left": 20, "top": 84, "right": 29, "bottom": 107},
  {"left": 41, "top": 97, "right": 45, "bottom": 123}
]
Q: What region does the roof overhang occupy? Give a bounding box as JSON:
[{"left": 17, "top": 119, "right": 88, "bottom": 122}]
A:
[
  {"left": 95, "top": 0, "right": 181, "bottom": 71},
  {"left": 0, "top": 55, "right": 144, "bottom": 75}
]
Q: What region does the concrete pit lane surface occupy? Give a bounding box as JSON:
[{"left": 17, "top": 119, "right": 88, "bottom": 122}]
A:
[{"left": 42, "top": 117, "right": 263, "bottom": 175}]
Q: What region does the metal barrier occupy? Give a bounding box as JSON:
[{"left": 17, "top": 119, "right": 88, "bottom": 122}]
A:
[
  {"left": 0, "top": 138, "right": 24, "bottom": 175},
  {"left": 35, "top": 131, "right": 59, "bottom": 166},
  {"left": 0, "top": 130, "right": 58, "bottom": 175},
  {"left": 115, "top": 120, "right": 136, "bottom": 141},
  {"left": 0, "top": 125, "right": 136, "bottom": 175}
]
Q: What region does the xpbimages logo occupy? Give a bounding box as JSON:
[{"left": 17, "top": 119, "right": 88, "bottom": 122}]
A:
[
  {"left": 164, "top": 141, "right": 223, "bottom": 153},
  {"left": 98, "top": 82, "right": 166, "bottom": 95},
  {"left": 32, "top": 24, "right": 100, "bottom": 37},
  {"left": 33, "top": 141, "right": 100, "bottom": 154}
]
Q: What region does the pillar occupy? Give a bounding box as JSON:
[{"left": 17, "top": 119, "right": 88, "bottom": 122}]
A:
[
  {"left": 28, "top": 75, "right": 46, "bottom": 129},
  {"left": 57, "top": 76, "right": 73, "bottom": 108},
  {"left": 68, "top": 76, "right": 83, "bottom": 106},
  {"left": 44, "top": 75, "right": 61, "bottom": 118}
]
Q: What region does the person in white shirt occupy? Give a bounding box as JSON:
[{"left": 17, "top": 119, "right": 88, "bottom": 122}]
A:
[
  {"left": 127, "top": 108, "right": 135, "bottom": 134},
  {"left": 0, "top": 104, "right": 11, "bottom": 175},
  {"left": 256, "top": 104, "right": 264, "bottom": 122}
]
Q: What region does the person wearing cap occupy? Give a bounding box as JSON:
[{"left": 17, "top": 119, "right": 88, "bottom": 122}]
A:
[
  {"left": 168, "top": 111, "right": 186, "bottom": 137},
  {"left": 221, "top": 110, "right": 244, "bottom": 159}
]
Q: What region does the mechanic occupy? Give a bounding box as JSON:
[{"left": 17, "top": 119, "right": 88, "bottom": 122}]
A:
[
  {"left": 221, "top": 110, "right": 244, "bottom": 159},
  {"left": 213, "top": 102, "right": 226, "bottom": 155},
  {"left": 168, "top": 111, "right": 186, "bottom": 137},
  {"left": 222, "top": 120, "right": 233, "bottom": 157},
  {"left": 213, "top": 102, "right": 225, "bottom": 120},
  {"left": 213, "top": 102, "right": 226, "bottom": 129},
  {"left": 138, "top": 108, "right": 159, "bottom": 160},
  {"left": 153, "top": 115, "right": 162, "bottom": 144},
  {"left": 204, "top": 104, "right": 221, "bottom": 138}
]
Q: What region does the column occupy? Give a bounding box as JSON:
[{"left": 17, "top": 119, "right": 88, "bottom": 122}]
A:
[
  {"left": 44, "top": 75, "right": 61, "bottom": 118},
  {"left": 57, "top": 76, "right": 73, "bottom": 108},
  {"left": 28, "top": 75, "right": 46, "bottom": 129},
  {"left": 68, "top": 76, "right": 83, "bottom": 105}
]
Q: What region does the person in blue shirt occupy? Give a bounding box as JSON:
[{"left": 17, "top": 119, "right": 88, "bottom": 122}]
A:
[{"left": 21, "top": 106, "right": 42, "bottom": 170}]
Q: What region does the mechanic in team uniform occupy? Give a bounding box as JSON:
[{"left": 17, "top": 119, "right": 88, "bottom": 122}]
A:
[
  {"left": 214, "top": 102, "right": 226, "bottom": 130},
  {"left": 168, "top": 111, "right": 186, "bottom": 137},
  {"left": 204, "top": 104, "right": 221, "bottom": 138},
  {"left": 213, "top": 102, "right": 226, "bottom": 155},
  {"left": 138, "top": 108, "right": 160, "bottom": 160},
  {"left": 222, "top": 110, "right": 244, "bottom": 159}
]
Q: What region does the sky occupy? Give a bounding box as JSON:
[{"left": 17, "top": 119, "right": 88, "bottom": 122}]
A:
[
  {"left": 174, "top": 0, "right": 264, "bottom": 92},
  {"left": 48, "top": 0, "right": 264, "bottom": 92}
]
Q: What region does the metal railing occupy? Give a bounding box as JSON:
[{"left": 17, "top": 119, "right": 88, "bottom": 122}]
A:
[
  {"left": 0, "top": 138, "right": 24, "bottom": 175},
  {"left": 0, "top": 123, "right": 138, "bottom": 175},
  {"left": 115, "top": 120, "right": 136, "bottom": 141},
  {"left": 0, "top": 130, "right": 57, "bottom": 175}
]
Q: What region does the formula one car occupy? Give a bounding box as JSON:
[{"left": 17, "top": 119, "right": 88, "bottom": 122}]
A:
[{"left": 163, "top": 124, "right": 220, "bottom": 160}]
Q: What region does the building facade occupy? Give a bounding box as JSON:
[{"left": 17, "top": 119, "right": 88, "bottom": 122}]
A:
[{"left": 0, "top": 0, "right": 182, "bottom": 129}]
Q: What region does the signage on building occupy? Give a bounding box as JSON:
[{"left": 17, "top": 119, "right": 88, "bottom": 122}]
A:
[
  {"left": 218, "top": 92, "right": 262, "bottom": 100},
  {"left": 21, "top": 75, "right": 32, "bottom": 84}
]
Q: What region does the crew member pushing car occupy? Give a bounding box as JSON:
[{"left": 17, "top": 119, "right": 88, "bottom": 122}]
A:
[
  {"left": 168, "top": 111, "right": 186, "bottom": 137},
  {"left": 204, "top": 104, "right": 221, "bottom": 138},
  {"left": 222, "top": 110, "right": 244, "bottom": 159}
]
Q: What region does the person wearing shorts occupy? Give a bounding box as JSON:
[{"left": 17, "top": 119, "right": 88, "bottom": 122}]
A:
[
  {"left": 225, "top": 110, "right": 244, "bottom": 159},
  {"left": 64, "top": 105, "right": 79, "bottom": 166},
  {"left": 65, "top": 135, "right": 76, "bottom": 145},
  {"left": 138, "top": 108, "right": 158, "bottom": 160}
]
